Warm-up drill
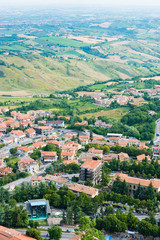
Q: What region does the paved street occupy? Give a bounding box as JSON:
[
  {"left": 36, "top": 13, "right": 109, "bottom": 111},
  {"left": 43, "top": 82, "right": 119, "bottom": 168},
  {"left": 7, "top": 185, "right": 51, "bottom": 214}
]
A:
[
  {"left": 17, "top": 228, "right": 75, "bottom": 239},
  {"left": 154, "top": 118, "right": 160, "bottom": 145},
  {"left": 3, "top": 163, "right": 51, "bottom": 191}
]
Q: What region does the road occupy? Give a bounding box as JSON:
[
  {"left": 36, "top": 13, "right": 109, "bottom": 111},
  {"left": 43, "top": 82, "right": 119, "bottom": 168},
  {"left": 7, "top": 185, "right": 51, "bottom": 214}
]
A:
[
  {"left": 0, "top": 138, "right": 33, "bottom": 155},
  {"left": 17, "top": 229, "right": 75, "bottom": 239},
  {"left": 3, "top": 163, "right": 51, "bottom": 191},
  {"left": 154, "top": 118, "right": 160, "bottom": 145}
]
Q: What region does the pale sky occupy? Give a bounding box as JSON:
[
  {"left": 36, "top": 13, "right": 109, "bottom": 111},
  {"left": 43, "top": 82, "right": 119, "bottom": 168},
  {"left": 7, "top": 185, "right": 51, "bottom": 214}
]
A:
[{"left": 1, "top": 0, "right": 160, "bottom": 7}]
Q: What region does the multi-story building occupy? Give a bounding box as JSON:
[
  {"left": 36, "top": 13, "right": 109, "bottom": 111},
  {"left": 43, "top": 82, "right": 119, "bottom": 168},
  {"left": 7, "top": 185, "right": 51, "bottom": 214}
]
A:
[
  {"left": 152, "top": 146, "right": 160, "bottom": 159},
  {"left": 50, "top": 120, "right": 64, "bottom": 128},
  {"left": 31, "top": 176, "right": 42, "bottom": 186},
  {"left": 109, "top": 173, "right": 160, "bottom": 194},
  {"left": 118, "top": 152, "right": 130, "bottom": 161},
  {"left": 0, "top": 167, "right": 12, "bottom": 176},
  {"left": 34, "top": 126, "right": 53, "bottom": 136},
  {"left": 25, "top": 128, "right": 36, "bottom": 138},
  {"left": 41, "top": 151, "right": 58, "bottom": 162},
  {"left": 88, "top": 147, "right": 103, "bottom": 159},
  {"left": 18, "top": 158, "right": 39, "bottom": 174},
  {"left": 61, "top": 152, "right": 74, "bottom": 161},
  {"left": 80, "top": 159, "right": 102, "bottom": 185},
  {"left": 45, "top": 175, "right": 99, "bottom": 198}
]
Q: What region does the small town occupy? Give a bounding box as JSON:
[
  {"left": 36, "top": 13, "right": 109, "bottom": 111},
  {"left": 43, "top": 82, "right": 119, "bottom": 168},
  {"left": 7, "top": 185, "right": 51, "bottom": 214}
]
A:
[{"left": 1, "top": 0, "right": 160, "bottom": 239}]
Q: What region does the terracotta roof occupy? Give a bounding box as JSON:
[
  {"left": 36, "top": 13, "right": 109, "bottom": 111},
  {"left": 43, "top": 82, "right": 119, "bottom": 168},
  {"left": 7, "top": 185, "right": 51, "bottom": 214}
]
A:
[
  {"left": 69, "top": 182, "right": 98, "bottom": 196},
  {"left": 113, "top": 173, "right": 160, "bottom": 189},
  {"left": 31, "top": 176, "right": 42, "bottom": 181},
  {"left": 118, "top": 152, "right": 129, "bottom": 159},
  {"left": 64, "top": 160, "right": 79, "bottom": 165},
  {"left": 41, "top": 151, "right": 57, "bottom": 157},
  {"left": 18, "top": 146, "right": 32, "bottom": 153},
  {"left": 45, "top": 175, "right": 98, "bottom": 197},
  {"left": 88, "top": 147, "right": 103, "bottom": 154},
  {"left": 129, "top": 138, "right": 138, "bottom": 143},
  {"left": 81, "top": 159, "right": 102, "bottom": 170},
  {"left": 32, "top": 141, "right": 46, "bottom": 148},
  {"left": 61, "top": 152, "right": 74, "bottom": 157},
  {"left": 18, "top": 158, "right": 34, "bottom": 166},
  {"left": 79, "top": 138, "right": 88, "bottom": 142},
  {"left": 0, "top": 226, "right": 36, "bottom": 240},
  {"left": 10, "top": 130, "right": 25, "bottom": 137},
  {"left": 46, "top": 140, "right": 60, "bottom": 146},
  {"left": 64, "top": 141, "right": 79, "bottom": 147},
  {"left": 61, "top": 146, "right": 76, "bottom": 151},
  {"left": 36, "top": 126, "right": 52, "bottom": 130},
  {"left": 0, "top": 167, "right": 12, "bottom": 174},
  {"left": 79, "top": 135, "right": 89, "bottom": 139},
  {"left": 64, "top": 134, "right": 74, "bottom": 138},
  {"left": 93, "top": 136, "right": 103, "bottom": 140},
  {"left": 25, "top": 128, "right": 35, "bottom": 134},
  {"left": 137, "top": 154, "right": 146, "bottom": 162},
  {"left": 118, "top": 140, "right": 128, "bottom": 146},
  {"left": 109, "top": 137, "right": 120, "bottom": 140}
]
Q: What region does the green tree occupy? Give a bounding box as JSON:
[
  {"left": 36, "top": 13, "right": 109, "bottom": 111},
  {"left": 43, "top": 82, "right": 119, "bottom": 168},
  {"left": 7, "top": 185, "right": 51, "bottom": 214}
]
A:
[
  {"left": 79, "top": 216, "right": 95, "bottom": 231},
  {"left": 48, "top": 225, "right": 62, "bottom": 240},
  {"left": 127, "top": 210, "right": 139, "bottom": 230},
  {"left": 10, "top": 147, "right": 17, "bottom": 155},
  {"left": 81, "top": 228, "right": 105, "bottom": 240},
  {"left": 138, "top": 220, "right": 152, "bottom": 237},
  {"left": 105, "top": 206, "right": 114, "bottom": 215},
  {"left": 130, "top": 170, "right": 135, "bottom": 177},
  {"left": 26, "top": 228, "right": 43, "bottom": 240}
]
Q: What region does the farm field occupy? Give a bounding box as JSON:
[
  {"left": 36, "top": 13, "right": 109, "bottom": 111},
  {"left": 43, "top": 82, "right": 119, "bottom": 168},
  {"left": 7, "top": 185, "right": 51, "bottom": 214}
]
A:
[
  {"left": 80, "top": 107, "right": 130, "bottom": 120},
  {"left": 0, "top": 7, "right": 160, "bottom": 92}
]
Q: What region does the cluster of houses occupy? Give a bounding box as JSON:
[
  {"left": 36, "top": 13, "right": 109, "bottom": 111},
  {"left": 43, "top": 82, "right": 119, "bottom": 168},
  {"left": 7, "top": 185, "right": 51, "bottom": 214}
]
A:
[
  {"left": 81, "top": 84, "right": 160, "bottom": 108},
  {"left": 0, "top": 108, "right": 158, "bottom": 198},
  {"left": 124, "top": 85, "right": 160, "bottom": 98},
  {"left": 85, "top": 91, "right": 145, "bottom": 107}
]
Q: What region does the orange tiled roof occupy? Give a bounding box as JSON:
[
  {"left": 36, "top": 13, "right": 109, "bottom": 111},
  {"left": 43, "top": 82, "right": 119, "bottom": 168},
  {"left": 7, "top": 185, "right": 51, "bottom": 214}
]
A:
[
  {"left": 109, "top": 137, "right": 120, "bottom": 140},
  {"left": 128, "top": 138, "right": 138, "bottom": 143},
  {"left": 113, "top": 173, "right": 160, "bottom": 189},
  {"left": 45, "top": 175, "right": 98, "bottom": 197},
  {"left": 18, "top": 146, "right": 32, "bottom": 153},
  {"left": 93, "top": 136, "right": 103, "bottom": 140},
  {"left": 0, "top": 167, "right": 12, "bottom": 173},
  {"left": 137, "top": 154, "right": 146, "bottom": 162},
  {"left": 61, "top": 152, "right": 74, "bottom": 157},
  {"left": 88, "top": 147, "right": 103, "bottom": 154},
  {"left": 10, "top": 130, "right": 25, "bottom": 137},
  {"left": 79, "top": 135, "right": 89, "bottom": 139},
  {"left": 36, "top": 126, "right": 52, "bottom": 130},
  {"left": 0, "top": 225, "right": 36, "bottom": 240},
  {"left": 64, "top": 160, "right": 79, "bottom": 165},
  {"left": 118, "top": 152, "right": 129, "bottom": 158},
  {"left": 31, "top": 176, "right": 42, "bottom": 181},
  {"left": 61, "top": 145, "right": 76, "bottom": 151},
  {"left": 81, "top": 159, "right": 102, "bottom": 170},
  {"left": 25, "top": 128, "right": 35, "bottom": 134},
  {"left": 41, "top": 151, "right": 57, "bottom": 157},
  {"left": 32, "top": 141, "right": 46, "bottom": 148}
]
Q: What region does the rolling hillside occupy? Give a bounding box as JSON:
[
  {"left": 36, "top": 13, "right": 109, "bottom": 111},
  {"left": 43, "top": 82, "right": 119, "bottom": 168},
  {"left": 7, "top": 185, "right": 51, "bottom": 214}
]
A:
[{"left": 0, "top": 8, "right": 160, "bottom": 92}]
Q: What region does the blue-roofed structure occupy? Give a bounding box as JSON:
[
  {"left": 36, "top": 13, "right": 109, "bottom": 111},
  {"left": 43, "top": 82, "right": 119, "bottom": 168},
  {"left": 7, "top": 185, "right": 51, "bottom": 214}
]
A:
[
  {"left": 26, "top": 199, "right": 51, "bottom": 220},
  {"left": 30, "top": 201, "right": 47, "bottom": 207}
]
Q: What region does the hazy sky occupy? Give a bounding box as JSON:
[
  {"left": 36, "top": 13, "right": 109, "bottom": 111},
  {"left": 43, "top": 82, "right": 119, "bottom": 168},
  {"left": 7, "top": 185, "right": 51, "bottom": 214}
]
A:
[{"left": 1, "top": 0, "right": 160, "bottom": 7}]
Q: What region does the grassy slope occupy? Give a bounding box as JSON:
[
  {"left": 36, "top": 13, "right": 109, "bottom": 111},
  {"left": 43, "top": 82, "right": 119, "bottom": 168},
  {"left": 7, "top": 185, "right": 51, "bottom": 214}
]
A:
[
  {"left": 80, "top": 107, "right": 130, "bottom": 120},
  {"left": 0, "top": 52, "right": 158, "bottom": 92}
]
